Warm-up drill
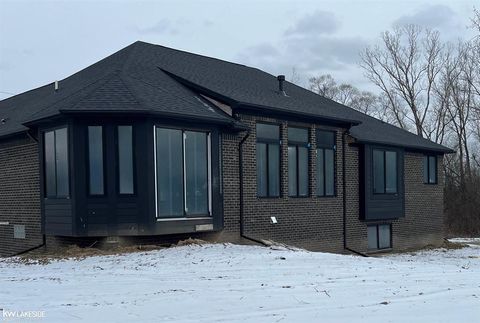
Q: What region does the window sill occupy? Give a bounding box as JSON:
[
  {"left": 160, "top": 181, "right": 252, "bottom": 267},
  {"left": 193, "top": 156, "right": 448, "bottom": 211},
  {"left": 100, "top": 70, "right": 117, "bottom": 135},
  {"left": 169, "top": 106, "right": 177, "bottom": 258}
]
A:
[
  {"left": 366, "top": 248, "right": 393, "bottom": 254},
  {"left": 156, "top": 217, "right": 212, "bottom": 222}
]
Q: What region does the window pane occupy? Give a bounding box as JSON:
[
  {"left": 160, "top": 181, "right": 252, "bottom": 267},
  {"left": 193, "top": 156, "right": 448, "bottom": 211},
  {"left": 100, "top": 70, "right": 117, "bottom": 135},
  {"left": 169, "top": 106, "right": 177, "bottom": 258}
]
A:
[
  {"left": 385, "top": 151, "right": 397, "bottom": 193},
  {"left": 88, "top": 126, "right": 104, "bottom": 195},
  {"left": 156, "top": 128, "right": 183, "bottom": 217},
  {"left": 325, "top": 149, "right": 335, "bottom": 196},
  {"left": 316, "top": 149, "right": 324, "bottom": 196},
  {"left": 298, "top": 146, "right": 309, "bottom": 196},
  {"left": 256, "top": 123, "right": 279, "bottom": 140},
  {"left": 44, "top": 131, "right": 56, "bottom": 197},
  {"left": 423, "top": 156, "right": 429, "bottom": 183},
  {"left": 118, "top": 126, "right": 134, "bottom": 194},
  {"left": 55, "top": 128, "right": 69, "bottom": 197},
  {"left": 316, "top": 130, "right": 335, "bottom": 147},
  {"left": 185, "top": 131, "right": 208, "bottom": 215},
  {"left": 367, "top": 225, "right": 378, "bottom": 250},
  {"left": 378, "top": 224, "right": 391, "bottom": 249},
  {"left": 288, "top": 127, "right": 308, "bottom": 143},
  {"left": 288, "top": 146, "right": 297, "bottom": 196},
  {"left": 256, "top": 143, "right": 268, "bottom": 197},
  {"left": 268, "top": 144, "right": 280, "bottom": 197},
  {"left": 429, "top": 156, "right": 436, "bottom": 183},
  {"left": 373, "top": 150, "right": 385, "bottom": 194}
]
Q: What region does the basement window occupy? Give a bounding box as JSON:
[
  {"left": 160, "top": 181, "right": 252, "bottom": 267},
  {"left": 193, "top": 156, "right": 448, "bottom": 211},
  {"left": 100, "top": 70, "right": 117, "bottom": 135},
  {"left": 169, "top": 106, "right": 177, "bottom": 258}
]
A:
[
  {"left": 44, "top": 127, "right": 69, "bottom": 198},
  {"left": 367, "top": 224, "right": 392, "bottom": 250},
  {"left": 423, "top": 155, "right": 437, "bottom": 184}
]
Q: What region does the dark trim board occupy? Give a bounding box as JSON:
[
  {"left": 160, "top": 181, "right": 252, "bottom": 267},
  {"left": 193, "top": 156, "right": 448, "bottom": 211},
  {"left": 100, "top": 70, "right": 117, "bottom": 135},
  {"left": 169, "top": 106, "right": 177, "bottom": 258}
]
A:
[{"left": 360, "top": 144, "right": 405, "bottom": 221}]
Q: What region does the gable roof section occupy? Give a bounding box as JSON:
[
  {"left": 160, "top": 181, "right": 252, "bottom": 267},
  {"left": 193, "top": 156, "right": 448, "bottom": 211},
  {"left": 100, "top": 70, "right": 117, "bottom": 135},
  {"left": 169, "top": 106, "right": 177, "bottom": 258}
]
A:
[{"left": 0, "top": 41, "right": 452, "bottom": 153}]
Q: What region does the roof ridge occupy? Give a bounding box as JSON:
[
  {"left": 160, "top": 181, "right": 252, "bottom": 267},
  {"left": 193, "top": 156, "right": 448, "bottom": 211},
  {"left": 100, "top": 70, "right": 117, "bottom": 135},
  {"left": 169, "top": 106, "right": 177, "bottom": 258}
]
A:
[{"left": 136, "top": 41, "right": 259, "bottom": 71}]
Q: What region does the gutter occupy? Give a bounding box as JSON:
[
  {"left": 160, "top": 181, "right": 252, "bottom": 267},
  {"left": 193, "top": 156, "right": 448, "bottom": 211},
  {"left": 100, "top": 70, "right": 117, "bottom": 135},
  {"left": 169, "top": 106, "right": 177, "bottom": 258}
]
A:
[
  {"left": 342, "top": 130, "right": 368, "bottom": 257},
  {"left": 238, "top": 130, "right": 267, "bottom": 245}
]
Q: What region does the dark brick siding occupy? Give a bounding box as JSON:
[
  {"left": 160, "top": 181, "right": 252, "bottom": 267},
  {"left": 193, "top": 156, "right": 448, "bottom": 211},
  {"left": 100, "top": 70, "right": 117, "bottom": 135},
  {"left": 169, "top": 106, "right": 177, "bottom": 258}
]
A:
[
  {"left": 222, "top": 113, "right": 445, "bottom": 253},
  {"left": 0, "top": 135, "right": 43, "bottom": 256},
  {"left": 0, "top": 116, "right": 445, "bottom": 256}
]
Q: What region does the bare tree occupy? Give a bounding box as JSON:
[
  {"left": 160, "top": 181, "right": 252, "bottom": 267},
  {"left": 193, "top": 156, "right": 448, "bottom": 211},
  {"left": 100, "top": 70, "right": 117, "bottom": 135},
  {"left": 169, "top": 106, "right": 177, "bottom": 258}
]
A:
[{"left": 360, "top": 25, "right": 444, "bottom": 139}]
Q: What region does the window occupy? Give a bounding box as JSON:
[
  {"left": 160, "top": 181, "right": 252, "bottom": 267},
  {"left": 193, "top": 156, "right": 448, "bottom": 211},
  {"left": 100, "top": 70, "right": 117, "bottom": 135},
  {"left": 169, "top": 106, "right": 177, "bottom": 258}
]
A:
[
  {"left": 44, "top": 127, "right": 69, "bottom": 198},
  {"left": 118, "top": 126, "right": 134, "bottom": 194},
  {"left": 423, "top": 155, "right": 437, "bottom": 184},
  {"left": 256, "top": 123, "right": 280, "bottom": 197},
  {"left": 288, "top": 127, "right": 309, "bottom": 197},
  {"left": 316, "top": 130, "right": 335, "bottom": 196},
  {"left": 367, "top": 224, "right": 392, "bottom": 250},
  {"left": 155, "top": 127, "right": 211, "bottom": 218},
  {"left": 88, "top": 126, "right": 104, "bottom": 195},
  {"left": 373, "top": 149, "right": 397, "bottom": 194}
]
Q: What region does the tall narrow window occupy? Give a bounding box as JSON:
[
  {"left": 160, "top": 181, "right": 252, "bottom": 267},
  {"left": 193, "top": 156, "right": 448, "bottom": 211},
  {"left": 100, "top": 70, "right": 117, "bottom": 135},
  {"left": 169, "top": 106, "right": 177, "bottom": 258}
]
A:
[
  {"left": 185, "top": 131, "right": 208, "bottom": 215},
  {"left": 373, "top": 149, "right": 398, "bottom": 194},
  {"left": 423, "top": 155, "right": 437, "bottom": 184},
  {"left": 256, "top": 123, "right": 280, "bottom": 197},
  {"left": 44, "top": 127, "right": 69, "bottom": 198},
  {"left": 316, "top": 130, "right": 335, "bottom": 196},
  {"left": 155, "top": 127, "right": 211, "bottom": 218},
  {"left": 288, "top": 127, "right": 309, "bottom": 197},
  {"left": 88, "top": 126, "right": 104, "bottom": 195},
  {"left": 118, "top": 126, "right": 134, "bottom": 194}
]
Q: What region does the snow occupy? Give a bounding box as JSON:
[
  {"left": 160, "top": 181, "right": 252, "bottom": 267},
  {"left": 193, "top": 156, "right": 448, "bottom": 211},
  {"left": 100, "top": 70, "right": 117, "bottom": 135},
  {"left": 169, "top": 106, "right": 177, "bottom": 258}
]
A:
[{"left": 1, "top": 242, "right": 479, "bottom": 323}]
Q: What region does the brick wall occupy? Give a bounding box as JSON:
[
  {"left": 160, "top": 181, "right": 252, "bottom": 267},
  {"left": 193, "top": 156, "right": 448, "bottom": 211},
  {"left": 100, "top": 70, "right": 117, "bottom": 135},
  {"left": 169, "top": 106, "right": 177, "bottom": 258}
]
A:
[
  {"left": 391, "top": 153, "right": 445, "bottom": 250},
  {"left": 222, "top": 114, "right": 347, "bottom": 252},
  {"left": 222, "top": 114, "right": 445, "bottom": 253},
  {"left": 0, "top": 135, "right": 43, "bottom": 257}
]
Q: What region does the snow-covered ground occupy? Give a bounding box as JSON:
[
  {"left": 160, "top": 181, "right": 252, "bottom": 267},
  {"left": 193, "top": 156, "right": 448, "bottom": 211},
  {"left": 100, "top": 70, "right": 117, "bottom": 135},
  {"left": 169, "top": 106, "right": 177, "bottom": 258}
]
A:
[{"left": 1, "top": 241, "right": 479, "bottom": 323}]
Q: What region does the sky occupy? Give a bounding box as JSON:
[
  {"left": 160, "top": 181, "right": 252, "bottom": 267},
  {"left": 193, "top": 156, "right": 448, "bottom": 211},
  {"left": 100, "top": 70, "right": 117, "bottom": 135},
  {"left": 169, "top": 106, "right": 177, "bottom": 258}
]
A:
[{"left": 0, "top": 0, "right": 477, "bottom": 100}]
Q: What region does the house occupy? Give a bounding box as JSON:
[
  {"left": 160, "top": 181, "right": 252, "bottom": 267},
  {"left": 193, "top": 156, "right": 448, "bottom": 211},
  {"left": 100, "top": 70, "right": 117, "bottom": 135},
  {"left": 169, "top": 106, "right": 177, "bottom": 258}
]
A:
[{"left": 0, "top": 41, "right": 453, "bottom": 256}]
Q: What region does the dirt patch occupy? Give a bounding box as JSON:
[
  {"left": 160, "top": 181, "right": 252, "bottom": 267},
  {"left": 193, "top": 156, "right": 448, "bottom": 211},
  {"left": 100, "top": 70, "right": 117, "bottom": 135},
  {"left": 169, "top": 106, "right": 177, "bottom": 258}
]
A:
[{"left": 176, "top": 238, "right": 209, "bottom": 246}]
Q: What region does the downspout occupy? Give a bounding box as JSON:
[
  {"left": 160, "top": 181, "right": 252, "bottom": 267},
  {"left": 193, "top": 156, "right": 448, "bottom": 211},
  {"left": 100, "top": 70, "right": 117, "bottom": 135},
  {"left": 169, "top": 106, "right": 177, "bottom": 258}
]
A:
[
  {"left": 13, "top": 129, "right": 48, "bottom": 257},
  {"left": 238, "top": 130, "right": 267, "bottom": 245},
  {"left": 342, "top": 130, "right": 368, "bottom": 257}
]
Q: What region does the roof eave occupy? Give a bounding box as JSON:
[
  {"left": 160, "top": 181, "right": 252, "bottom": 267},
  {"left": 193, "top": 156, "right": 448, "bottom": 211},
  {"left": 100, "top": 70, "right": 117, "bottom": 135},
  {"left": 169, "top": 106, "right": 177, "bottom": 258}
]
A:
[{"left": 354, "top": 138, "right": 455, "bottom": 154}]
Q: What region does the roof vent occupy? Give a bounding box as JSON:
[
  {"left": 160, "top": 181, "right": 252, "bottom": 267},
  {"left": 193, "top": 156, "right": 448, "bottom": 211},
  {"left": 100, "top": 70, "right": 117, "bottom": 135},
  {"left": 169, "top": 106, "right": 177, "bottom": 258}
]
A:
[
  {"left": 54, "top": 80, "right": 59, "bottom": 92},
  {"left": 0, "top": 118, "right": 6, "bottom": 124},
  {"left": 277, "top": 75, "right": 287, "bottom": 96}
]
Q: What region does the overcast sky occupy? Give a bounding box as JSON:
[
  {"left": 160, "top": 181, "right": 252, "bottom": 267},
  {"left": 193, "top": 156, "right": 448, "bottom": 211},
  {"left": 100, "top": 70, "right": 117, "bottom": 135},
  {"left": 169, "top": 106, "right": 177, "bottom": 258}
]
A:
[{"left": 0, "top": 0, "right": 477, "bottom": 99}]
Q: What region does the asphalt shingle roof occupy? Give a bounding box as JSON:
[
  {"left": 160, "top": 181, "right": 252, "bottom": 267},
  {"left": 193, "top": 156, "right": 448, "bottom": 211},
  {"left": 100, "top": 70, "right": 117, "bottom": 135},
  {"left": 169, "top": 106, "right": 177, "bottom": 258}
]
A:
[{"left": 0, "top": 41, "right": 452, "bottom": 153}]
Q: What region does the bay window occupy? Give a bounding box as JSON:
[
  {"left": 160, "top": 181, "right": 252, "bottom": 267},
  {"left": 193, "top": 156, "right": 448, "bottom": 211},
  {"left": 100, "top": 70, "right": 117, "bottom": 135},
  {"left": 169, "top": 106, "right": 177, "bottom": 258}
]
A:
[
  {"left": 87, "top": 126, "right": 104, "bottom": 195},
  {"left": 155, "top": 127, "right": 211, "bottom": 218},
  {"left": 44, "top": 127, "right": 69, "bottom": 198}
]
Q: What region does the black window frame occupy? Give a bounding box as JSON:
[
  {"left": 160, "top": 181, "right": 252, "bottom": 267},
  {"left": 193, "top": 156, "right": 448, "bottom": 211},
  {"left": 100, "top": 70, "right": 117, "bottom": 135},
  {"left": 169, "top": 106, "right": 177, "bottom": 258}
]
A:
[
  {"left": 116, "top": 125, "right": 136, "bottom": 196},
  {"left": 86, "top": 125, "right": 107, "bottom": 197},
  {"left": 43, "top": 126, "right": 70, "bottom": 199},
  {"left": 423, "top": 155, "right": 438, "bottom": 184},
  {"left": 256, "top": 122, "right": 281, "bottom": 198},
  {"left": 155, "top": 125, "right": 212, "bottom": 218},
  {"left": 372, "top": 149, "right": 398, "bottom": 195},
  {"left": 316, "top": 129, "right": 336, "bottom": 197},
  {"left": 367, "top": 223, "right": 392, "bottom": 250},
  {"left": 288, "top": 126, "right": 310, "bottom": 198}
]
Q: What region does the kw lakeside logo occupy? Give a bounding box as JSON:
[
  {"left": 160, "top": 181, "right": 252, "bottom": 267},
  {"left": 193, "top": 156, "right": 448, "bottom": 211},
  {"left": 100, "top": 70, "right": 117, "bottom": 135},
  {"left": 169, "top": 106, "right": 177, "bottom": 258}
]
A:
[{"left": 1, "top": 309, "right": 46, "bottom": 321}]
